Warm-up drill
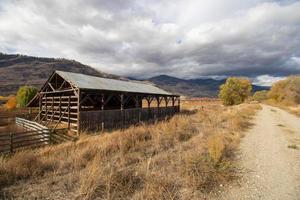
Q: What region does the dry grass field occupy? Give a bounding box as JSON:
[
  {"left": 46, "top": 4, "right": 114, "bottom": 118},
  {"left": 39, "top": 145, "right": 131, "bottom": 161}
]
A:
[{"left": 0, "top": 100, "right": 261, "bottom": 200}]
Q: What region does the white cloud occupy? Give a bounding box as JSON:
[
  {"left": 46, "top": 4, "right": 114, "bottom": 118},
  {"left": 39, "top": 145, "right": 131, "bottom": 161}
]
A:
[
  {"left": 253, "top": 75, "right": 286, "bottom": 86},
  {"left": 0, "top": 0, "right": 300, "bottom": 79}
]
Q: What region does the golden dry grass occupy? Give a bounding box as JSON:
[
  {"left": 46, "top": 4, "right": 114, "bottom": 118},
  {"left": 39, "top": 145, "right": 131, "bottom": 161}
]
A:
[
  {"left": 0, "top": 100, "right": 261, "bottom": 199},
  {"left": 266, "top": 100, "right": 300, "bottom": 117}
]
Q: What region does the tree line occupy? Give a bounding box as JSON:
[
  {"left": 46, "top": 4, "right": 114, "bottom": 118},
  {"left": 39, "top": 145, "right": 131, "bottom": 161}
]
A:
[{"left": 219, "top": 76, "right": 300, "bottom": 106}]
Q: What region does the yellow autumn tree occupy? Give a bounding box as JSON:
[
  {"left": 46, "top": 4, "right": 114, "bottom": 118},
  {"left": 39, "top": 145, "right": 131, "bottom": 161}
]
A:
[
  {"left": 219, "top": 77, "right": 252, "bottom": 106},
  {"left": 268, "top": 76, "right": 300, "bottom": 105},
  {"left": 5, "top": 96, "right": 17, "bottom": 110}
]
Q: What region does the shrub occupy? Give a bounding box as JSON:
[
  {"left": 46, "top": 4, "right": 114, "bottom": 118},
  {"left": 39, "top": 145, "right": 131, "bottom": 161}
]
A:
[
  {"left": 219, "top": 77, "right": 252, "bottom": 106},
  {"left": 268, "top": 76, "right": 300, "bottom": 105},
  {"left": 5, "top": 95, "right": 17, "bottom": 110},
  {"left": 16, "top": 86, "right": 38, "bottom": 107},
  {"left": 207, "top": 134, "right": 225, "bottom": 165},
  {"left": 253, "top": 90, "right": 268, "bottom": 102}
]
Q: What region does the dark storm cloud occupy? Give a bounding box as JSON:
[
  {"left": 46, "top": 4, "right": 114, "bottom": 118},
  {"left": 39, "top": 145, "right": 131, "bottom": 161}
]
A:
[{"left": 0, "top": 0, "right": 300, "bottom": 84}]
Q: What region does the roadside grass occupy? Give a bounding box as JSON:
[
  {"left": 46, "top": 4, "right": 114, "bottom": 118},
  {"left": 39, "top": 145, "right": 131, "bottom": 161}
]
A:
[
  {"left": 0, "top": 101, "right": 261, "bottom": 199},
  {"left": 266, "top": 100, "right": 300, "bottom": 117}
]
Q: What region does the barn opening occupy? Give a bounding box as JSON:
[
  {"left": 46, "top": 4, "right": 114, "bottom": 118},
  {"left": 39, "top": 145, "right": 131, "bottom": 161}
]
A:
[{"left": 27, "top": 70, "right": 180, "bottom": 134}]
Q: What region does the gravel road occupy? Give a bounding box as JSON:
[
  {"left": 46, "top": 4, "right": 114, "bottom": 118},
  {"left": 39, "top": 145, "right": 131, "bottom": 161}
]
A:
[{"left": 215, "top": 105, "right": 300, "bottom": 200}]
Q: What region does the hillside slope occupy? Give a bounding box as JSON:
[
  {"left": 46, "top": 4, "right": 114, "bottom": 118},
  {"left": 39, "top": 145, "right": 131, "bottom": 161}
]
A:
[
  {"left": 0, "top": 52, "right": 269, "bottom": 97},
  {"left": 147, "top": 75, "right": 269, "bottom": 97},
  {"left": 0, "top": 53, "right": 117, "bottom": 95}
]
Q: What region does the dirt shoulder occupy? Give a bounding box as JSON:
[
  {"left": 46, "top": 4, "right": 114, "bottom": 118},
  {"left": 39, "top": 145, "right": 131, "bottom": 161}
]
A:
[{"left": 214, "top": 105, "right": 300, "bottom": 200}]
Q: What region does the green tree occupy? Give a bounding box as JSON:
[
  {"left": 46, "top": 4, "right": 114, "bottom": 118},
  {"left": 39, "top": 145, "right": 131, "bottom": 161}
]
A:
[
  {"left": 253, "top": 90, "right": 268, "bottom": 102},
  {"left": 16, "top": 86, "right": 38, "bottom": 107},
  {"left": 219, "top": 77, "right": 252, "bottom": 106}
]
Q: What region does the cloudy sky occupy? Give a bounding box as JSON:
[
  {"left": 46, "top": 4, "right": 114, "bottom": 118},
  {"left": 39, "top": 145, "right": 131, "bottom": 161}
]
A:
[{"left": 0, "top": 0, "right": 300, "bottom": 85}]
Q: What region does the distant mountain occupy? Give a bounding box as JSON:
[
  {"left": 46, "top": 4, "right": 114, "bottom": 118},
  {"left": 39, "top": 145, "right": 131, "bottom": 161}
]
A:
[
  {"left": 0, "top": 52, "right": 269, "bottom": 98},
  {"left": 146, "top": 75, "right": 269, "bottom": 97},
  {"left": 0, "top": 53, "right": 118, "bottom": 95}
]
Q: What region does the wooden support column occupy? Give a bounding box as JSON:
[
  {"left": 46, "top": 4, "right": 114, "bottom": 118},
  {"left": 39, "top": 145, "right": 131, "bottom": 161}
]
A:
[
  {"left": 172, "top": 97, "right": 175, "bottom": 107},
  {"left": 147, "top": 98, "right": 151, "bottom": 108},
  {"left": 51, "top": 97, "right": 54, "bottom": 123},
  {"left": 164, "top": 96, "right": 170, "bottom": 107},
  {"left": 120, "top": 94, "right": 124, "bottom": 127},
  {"left": 101, "top": 93, "right": 105, "bottom": 110},
  {"left": 77, "top": 89, "right": 81, "bottom": 135},
  {"left": 68, "top": 95, "right": 70, "bottom": 129},
  {"left": 134, "top": 95, "right": 139, "bottom": 108},
  {"left": 156, "top": 96, "right": 160, "bottom": 118},
  {"left": 101, "top": 93, "right": 104, "bottom": 131},
  {"left": 120, "top": 94, "right": 124, "bottom": 110},
  {"left": 135, "top": 95, "right": 141, "bottom": 122},
  {"left": 38, "top": 94, "right": 42, "bottom": 122},
  {"left": 45, "top": 95, "right": 47, "bottom": 123},
  {"left": 59, "top": 96, "right": 62, "bottom": 121},
  {"left": 146, "top": 96, "right": 152, "bottom": 120}
]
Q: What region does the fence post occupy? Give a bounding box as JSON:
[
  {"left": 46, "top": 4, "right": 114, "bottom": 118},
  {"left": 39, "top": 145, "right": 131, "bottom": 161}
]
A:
[
  {"left": 10, "top": 133, "right": 13, "bottom": 153},
  {"left": 49, "top": 130, "right": 53, "bottom": 144}
]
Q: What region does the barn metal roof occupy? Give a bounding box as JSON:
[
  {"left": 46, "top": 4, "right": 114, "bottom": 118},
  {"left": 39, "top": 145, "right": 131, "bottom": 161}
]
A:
[{"left": 55, "top": 70, "right": 173, "bottom": 96}]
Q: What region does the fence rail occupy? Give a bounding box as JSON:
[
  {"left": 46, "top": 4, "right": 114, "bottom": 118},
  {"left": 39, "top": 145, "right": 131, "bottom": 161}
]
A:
[{"left": 0, "top": 117, "right": 76, "bottom": 154}]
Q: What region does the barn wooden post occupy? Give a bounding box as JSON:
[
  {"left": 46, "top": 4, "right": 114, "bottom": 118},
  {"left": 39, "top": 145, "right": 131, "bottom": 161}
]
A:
[
  {"left": 134, "top": 95, "right": 139, "bottom": 108},
  {"left": 146, "top": 96, "right": 152, "bottom": 120},
  {"left": 51, "top": 97, "right": 54, "bottom": 123},
  {"left": 77, "top": 89, "right": 81, "bottom": 135},
  {"left": 38, "top": 94, "right": 42, "bottom": 122},
  {"left": 101, "top": 93, "right": 105, "bottom": 131},
  {"left": 164, "top": 96, "right": 170, "bottom": 117},
  {"left": 45, "top": 95, "right": 47, "bottom": 123},
  {"left": 68, "top": 95, "right": 71, "bottom": 129},
  {"left": 135, "top": 95, "right": 141, "bottom": 122},
  {"left": 156, "top": 96, "right": 160, "bottom": 118},
  {"left": 164, "top": 97, "right": 168, "bottom": 107},
  {"left": 172, "top": 97, "right": 175, "bottom": 114},
  {"left": 59, "top": 96, "right": 62, "bottom": 122},
  {"left": 120, "top": 94, "right": 124, "bottom": 127}
]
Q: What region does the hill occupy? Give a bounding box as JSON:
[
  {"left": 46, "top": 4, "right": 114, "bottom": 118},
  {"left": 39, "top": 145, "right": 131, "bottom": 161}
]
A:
[
  {"left": 146, "top": 75, "right": 269, "bottom": 97},
  {"left": 0, "top": 53, "right": 117, "bottom": 95},
  {"left": 0, "top": 52, "right": 269, "bottom": 97}
]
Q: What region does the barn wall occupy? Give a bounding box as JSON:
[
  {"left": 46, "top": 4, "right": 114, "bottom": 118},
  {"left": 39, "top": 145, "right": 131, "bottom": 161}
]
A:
[{"left": 79, "top": 106, "right": 180, "bottom": 132}]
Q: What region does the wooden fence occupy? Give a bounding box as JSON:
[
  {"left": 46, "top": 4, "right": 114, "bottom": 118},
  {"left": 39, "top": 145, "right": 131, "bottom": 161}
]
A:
[
  {"left": 80, "top": 106, "right": 180, "bottom": 131},
  {"left": 0, "top": 108, "right": 38, "bottom": 126},
  {"left": 0, "top": 118, "right": 76, "bottom": 154},
  {"left": 0, "top": 108, "right": 38, "bottom": 119}
]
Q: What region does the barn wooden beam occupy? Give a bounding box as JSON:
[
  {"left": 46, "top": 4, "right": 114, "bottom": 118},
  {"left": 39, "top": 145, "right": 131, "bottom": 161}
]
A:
[
  {"left": 58, "top": 80, "right": 66, "bottom": 90},
  {"left": 48, "top": 82, "right": 55, "bottom": 91},
  {"left": 40, "top": 89, "right": 76, "bottom": 94},
  {"left": 80, "top": 94, "right": 97, "bottom": 107},
  {"left": 104, "top": 94, "right": 114, "bottom": 106}
]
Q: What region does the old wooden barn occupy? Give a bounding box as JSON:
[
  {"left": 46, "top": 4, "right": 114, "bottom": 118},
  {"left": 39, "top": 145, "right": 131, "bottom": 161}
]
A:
[{"left": 28, "top": 71, "right": 180, "bottom": 134}]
